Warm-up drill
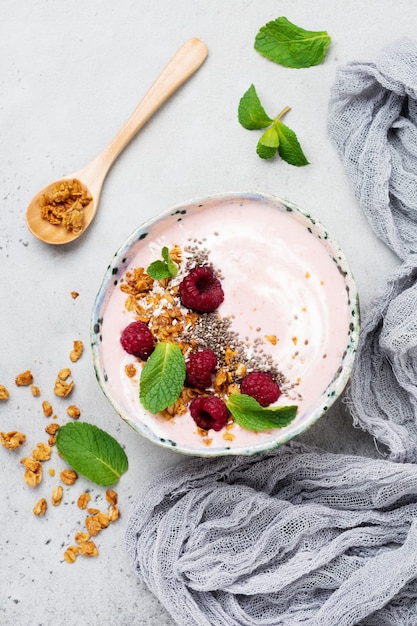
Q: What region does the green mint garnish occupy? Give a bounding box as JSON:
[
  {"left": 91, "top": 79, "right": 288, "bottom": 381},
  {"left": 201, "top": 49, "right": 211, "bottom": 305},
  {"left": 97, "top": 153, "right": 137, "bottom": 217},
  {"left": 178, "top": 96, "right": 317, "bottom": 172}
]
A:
[
  {"left": 55, "top": 422, "right": 128, "bottom": 486},
  {"left": 227, "top": 393, "right": 298, "bottom": 432},
  {"left": 239, "top": 86, "right": 308, "bottom": 166},
  {"left": 237, "top": 83, "right": 273, "bottom": 130},
  {"left": 254, "top": 16, "right": 331, "bottom": 68},
  {"left": 256, "top": 125, "right": 280, "bottom": 160},
  {"left": 146, "top": 246, "right": 178, "bottom": 280},
  {"left": 140, "top": 342, "right": 186, "bottom": 413}
]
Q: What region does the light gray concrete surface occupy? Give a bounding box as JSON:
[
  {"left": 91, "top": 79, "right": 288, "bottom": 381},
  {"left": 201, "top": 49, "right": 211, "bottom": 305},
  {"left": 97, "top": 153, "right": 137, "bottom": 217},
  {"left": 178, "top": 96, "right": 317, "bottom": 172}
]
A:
[{"left": 1, "top": 1, "right": 413, "bottom": 624}]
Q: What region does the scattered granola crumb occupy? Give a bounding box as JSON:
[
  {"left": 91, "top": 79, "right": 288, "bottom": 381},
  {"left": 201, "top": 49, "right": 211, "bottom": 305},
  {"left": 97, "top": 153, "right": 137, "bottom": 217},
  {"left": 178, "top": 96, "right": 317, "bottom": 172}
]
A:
[
  {"left": 42, "top": 401, "right": 53, "bottom": 417},
  {"left": 124, "top": 363, "right": 137, "bottom": 378},
  {"left": 52, "top": 485, "right": 63, "bottom": 506},
  {"left": 63, "top": 546, "right": 80, "bottom": 563},
  {"left": 97, "top": 512, "right": 110, "bottom": 529},
  {"left": 87, "top": 507, "right": 101, "bottom": 515},
  {"left": 106, "top": 489, "right": 118, "bottom": 505},
  {"left": 66, "top": 405, "right": 81, "bottom": 419},
  {"left": 69, "top": 340, "right": 83, "bottom": 363},
  {"left": 33, "top": 497, "right": 47, "bottom": 516},
  {"left": 265, "top": 334, "right": 277, "bottom": 345},
  {"left": 21, "top": 457, "right": 42, "bottom": 487},
  {"left": 108, "top": 503, "right": 120, "bottom": 522},
  {"left": 32, "top": 442, "right": 52, "bottom": 461},
  {"left": 31, "top": 385, "right": 41, "bottom": 397},
  {"left": 78, "top": 540, "right": 99, "bottom": 558},
  {"left": 60, "top": 469, "right": 78, "bottom": 485},
  {"left": 48, "top": 468, "right": 56, "bottom": 477},
  {"left": 85, "top": 515, "right": 103, "bottom": 537},
  {"left": 57, "top": 368, "right": 71, "bottom": 381},
  {"left": 45, "top": 424, "right": 58, "bottom": 446},
  {"left": 15, "top": 370, "right": 33, "bottom": 386},
  {"left": 71, "top": 291, "right": 79, "bottom": 299},
  {"left": 45, "top": 423, "right": 60, "bottom": 437},
  {"left": 54, "top": 369, "right": 74, "bottom": 397},
  {"left": 0, "top": 384, "right": 9, "bottom": 400},
  {"left": 77, "top": 493, "right": 91, "bottom": 509},
  {"left": 64, "top": 538, "right": 99, "bottom": 561},
  {"left": 85, "top": 511, "right": 110, "bottom": 536},
  {"left": 1, "top": 431, "right": 26, "bottom": 450}
]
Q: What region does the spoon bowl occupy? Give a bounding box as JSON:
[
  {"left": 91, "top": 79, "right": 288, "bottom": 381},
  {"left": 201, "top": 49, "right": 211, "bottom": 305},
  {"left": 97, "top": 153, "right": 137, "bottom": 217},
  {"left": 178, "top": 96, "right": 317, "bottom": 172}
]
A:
[{"left": 26, "top": 38, "right": 208, "bottom": 245}]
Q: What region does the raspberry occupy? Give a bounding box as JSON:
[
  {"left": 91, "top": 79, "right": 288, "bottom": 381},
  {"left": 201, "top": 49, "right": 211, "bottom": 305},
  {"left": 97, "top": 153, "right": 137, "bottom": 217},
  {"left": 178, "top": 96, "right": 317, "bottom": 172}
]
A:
[
  {"left": 179, "top": 266, "right": 224, "bottom": 313},
  {"left": 185, "top": 349, "right": 217, "bottom": 389},
  {"left": 120, "top": 321, "right": 155, "bottom": 360},
  {"left": 189, "top": 396, "right": 229, "bottom": 431},
  {"left": 240, "top": 371, "right": 281, "bottom": 407}
]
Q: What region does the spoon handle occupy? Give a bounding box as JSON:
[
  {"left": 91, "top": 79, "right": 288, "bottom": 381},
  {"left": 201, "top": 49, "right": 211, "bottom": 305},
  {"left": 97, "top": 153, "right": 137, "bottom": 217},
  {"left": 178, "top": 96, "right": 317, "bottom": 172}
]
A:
[{"left": 91, "top": 38, "right": 208, "bottom": 177}]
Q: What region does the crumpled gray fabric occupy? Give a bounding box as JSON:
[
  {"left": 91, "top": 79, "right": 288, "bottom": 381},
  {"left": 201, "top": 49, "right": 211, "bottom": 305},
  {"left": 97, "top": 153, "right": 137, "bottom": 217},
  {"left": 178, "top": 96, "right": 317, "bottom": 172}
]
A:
[
  {"left": 126, "top": 442, "right": 417, "bottom": 626},
  {"left": 328, "top": 37, "right": 417, "bottom": 261},
  {"left": 346, "top": 255, "right": 417, "bottom": 463},
  {"left": 328, "top": 38, "right": 417, "bottom": 462}
]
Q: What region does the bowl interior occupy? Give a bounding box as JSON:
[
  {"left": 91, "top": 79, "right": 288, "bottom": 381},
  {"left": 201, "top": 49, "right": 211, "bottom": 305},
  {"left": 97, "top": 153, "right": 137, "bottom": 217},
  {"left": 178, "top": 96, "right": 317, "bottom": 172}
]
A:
[{"left": 91, "top": 192, "right": 359, "bottom": 456}]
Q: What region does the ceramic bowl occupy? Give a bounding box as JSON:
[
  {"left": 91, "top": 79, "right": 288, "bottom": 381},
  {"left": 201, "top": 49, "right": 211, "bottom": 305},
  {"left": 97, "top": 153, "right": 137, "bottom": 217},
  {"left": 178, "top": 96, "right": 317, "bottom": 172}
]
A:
[{"left": 91, "top": 192, "right": 359, "bottom": 456}]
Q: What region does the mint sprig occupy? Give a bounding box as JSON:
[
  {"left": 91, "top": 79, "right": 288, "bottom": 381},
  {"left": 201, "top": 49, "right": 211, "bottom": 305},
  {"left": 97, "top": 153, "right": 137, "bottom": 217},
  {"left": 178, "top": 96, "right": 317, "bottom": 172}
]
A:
[
  {"left": 56, "top": 422, "right": 128, "bottom": 486},
  {"left": 227, "top": 393, "right": 298, "bottom": 432},
  {"left": 146, "top": 246, "right": 178, "bottom": 280},
  {"left": 239, "top": 86, "right": 308, "bottom": 166},
  {"left": 254, "top": 16, "right": 331, "bottom": 68},
  {"left": 140, "top": 342, "right": 186, "bottom": 413}
]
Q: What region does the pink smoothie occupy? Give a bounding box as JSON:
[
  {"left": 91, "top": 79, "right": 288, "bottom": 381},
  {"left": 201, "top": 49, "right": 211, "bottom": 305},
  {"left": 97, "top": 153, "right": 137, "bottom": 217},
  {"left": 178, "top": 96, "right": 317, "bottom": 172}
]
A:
[{"left": 97, "top": 195, "right": 357, "bottom": 454}]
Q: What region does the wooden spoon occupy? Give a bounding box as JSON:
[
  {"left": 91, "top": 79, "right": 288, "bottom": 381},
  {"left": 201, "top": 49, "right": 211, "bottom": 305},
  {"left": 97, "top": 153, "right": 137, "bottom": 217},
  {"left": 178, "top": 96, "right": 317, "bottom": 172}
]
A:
[{"left": 26, "top": 38, "right": 208, "bottom": 245}]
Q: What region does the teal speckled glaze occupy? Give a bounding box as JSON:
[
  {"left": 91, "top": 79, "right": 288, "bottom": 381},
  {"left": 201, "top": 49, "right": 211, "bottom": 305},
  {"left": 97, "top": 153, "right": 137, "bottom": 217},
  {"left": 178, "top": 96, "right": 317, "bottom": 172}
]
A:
[{"left": 91, "top": 192, "right": 360, "bottom": 457}]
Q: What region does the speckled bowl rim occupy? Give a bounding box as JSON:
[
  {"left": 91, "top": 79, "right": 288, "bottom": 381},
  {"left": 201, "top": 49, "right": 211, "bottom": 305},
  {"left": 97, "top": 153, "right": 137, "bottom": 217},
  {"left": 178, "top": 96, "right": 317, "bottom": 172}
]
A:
[{"left": 91, "top": 191, "right": 360, "bottom": 457}]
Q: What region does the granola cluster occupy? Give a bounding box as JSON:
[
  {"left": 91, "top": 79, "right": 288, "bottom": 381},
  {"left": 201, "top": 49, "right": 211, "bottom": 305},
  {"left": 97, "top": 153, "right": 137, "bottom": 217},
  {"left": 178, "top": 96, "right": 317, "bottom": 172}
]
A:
[
  {"left": 1, "top": 333, "right": 120, "bottom": 563},
  {"left": 120, "top": 248, "right": 198, "bottom": 351},
  {"left": 119, "top": 244, "right": 288, "bottom": 445},
  {"left": 40, "top": 178, "right": 92, "bottom": 234},
  {"left": 1, "top": 431, "right": 26, "bottom": 450}
]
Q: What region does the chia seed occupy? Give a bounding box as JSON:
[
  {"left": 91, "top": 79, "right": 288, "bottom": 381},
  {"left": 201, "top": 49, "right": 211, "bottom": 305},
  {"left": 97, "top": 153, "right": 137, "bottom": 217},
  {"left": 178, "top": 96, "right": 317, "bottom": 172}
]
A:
[
  {"left": 182, "top": 310, "right": 288, "bottom": 389},
  {"left": 178, "top": 243, "right": 289, "bottom": 390}
]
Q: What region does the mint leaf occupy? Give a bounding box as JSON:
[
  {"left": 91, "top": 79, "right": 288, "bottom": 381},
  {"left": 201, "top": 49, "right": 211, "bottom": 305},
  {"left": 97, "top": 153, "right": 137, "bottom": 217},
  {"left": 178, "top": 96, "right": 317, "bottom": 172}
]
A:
[
  {"left": 146, "top": 259, "right": 172, "bottom": 280},
  {"left": 238, "top": 84, "right": 273, "bottom": 130},
  {"left": 227, "top": 394, "right": 297, "bottom": 432},
  {"left": 162, "top": 246, "right": 178, "bottom": 278},
  {"left": 256, "top": 125, "right": 279, "bottom": 159},
  {"left": 140, "top": 342, "right": 186, "bottom": 413},
  {"left": 254, "top": 17, "right": 331, "bottom": 68},
  {"left": 56, "top": 422, "right": 128, "bottom": 486},
  {"left": 276, "top": 120, "right": 309, "bottom": 166},
  {"left": 146, "top": 247, "right": 178, "bottom": 280}
]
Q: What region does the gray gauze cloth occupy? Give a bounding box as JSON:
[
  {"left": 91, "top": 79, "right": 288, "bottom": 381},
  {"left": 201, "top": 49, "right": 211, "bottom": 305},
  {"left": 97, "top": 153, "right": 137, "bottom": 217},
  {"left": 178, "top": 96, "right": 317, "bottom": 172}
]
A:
[
  {"left": 346, "top": 255, "right": 417, "bottom": 463},
  {"left": 126, "top": 442, "right": 417, "bottom": 626},
  {"left": 327, "top": 37, "right": 417, "bottom": 261},
  {"left": 328, "top": 38, "right": 417, "bottom": 462}
]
